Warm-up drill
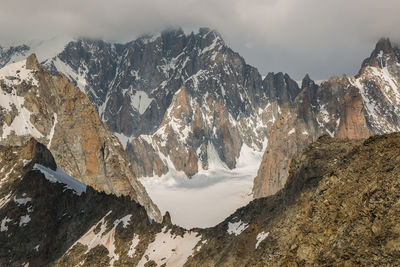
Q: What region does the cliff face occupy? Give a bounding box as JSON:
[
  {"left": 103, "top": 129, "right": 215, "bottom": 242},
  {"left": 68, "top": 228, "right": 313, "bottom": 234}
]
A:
[
  {"left": 0, "top": 55, "right": 161, "bottom": 222},
  {"left": 253, "top": 38, "right": 400, "bottom": 198},
  {"left": 38, "top": 29, "right": 295, "bottom": 178}
]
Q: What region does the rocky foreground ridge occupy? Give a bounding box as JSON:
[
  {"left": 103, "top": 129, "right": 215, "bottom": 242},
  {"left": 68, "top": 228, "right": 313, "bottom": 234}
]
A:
[
  {"left": 0, "top": 55, "right": 161, "bottom": 222},
  {"left": 2, "top": 132, "right": 400, "bottom": 266}
]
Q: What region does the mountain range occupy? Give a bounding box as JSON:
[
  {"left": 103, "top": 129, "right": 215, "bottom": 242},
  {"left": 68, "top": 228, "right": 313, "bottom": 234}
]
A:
[{"left": 1, "top": 28, "right": 400, "bottom": 266}]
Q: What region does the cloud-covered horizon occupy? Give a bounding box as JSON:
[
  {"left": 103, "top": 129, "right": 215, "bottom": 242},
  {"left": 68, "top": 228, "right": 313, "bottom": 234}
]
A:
[{"left": 0, "top": 0, "right": 399, "bottom": 79}]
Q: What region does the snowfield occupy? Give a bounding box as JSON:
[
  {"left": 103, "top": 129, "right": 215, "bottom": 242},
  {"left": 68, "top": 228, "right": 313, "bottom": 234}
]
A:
[
  {"left": 140, "top": 143, "right": 263, "bottom": 229},
  {"left": 137, "top": 227, "right": 202, "bottom": 267}
]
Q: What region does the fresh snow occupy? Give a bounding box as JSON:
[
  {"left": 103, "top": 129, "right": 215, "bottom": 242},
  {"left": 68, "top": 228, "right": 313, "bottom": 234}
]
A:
[
  {"left": 227, "top": 220, "right": 249, "bottom": 236},
  {"left": 34, "top": 164, "right": 87, "bottom": 196},
  {"left": 137, "top": 228, "right": 201, "bottom": 267},
  {"left": 0, "top": 93, "right": 43, "bottom": 140},
  {"left": 255, "top": 231, "right": 269, "bottom": 249},
  {"left": 140, "top": 143, "right": 263, "bottom": 228}
]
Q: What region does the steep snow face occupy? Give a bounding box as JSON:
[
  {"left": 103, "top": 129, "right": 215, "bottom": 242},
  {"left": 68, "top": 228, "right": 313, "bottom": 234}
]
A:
[
  {"left": 128, "top": 90, "right": 154, "bottom": 115},
  {"left": 349, "top": 62, "right": 400, "bottom": 134},
  {"left": 0, "top": 60, "right": 38, "bottom": 87},
  {"left": 137, "top": 227, "right": 202, "bottom": 267},
  {"left": 0, "top": 60, "right": 43, "bottom": 141},
  {"left": 33, "top": 164, "right": 87, "bottom": 196}
]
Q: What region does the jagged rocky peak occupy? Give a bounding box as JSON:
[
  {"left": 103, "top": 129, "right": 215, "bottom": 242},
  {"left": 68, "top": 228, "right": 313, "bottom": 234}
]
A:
[
  {"left": 361, "top": 37, "right": 400, "bottom": 69},
  {"left": 254, "top": 37, "right": 400, "bottom": 199},
  {"left": 26, "top": 53, "right": 40, "bottom": 70},
  {"left": 300, "top": 73, "right": 315, "bottom": 89},
  {"left": 262, "top": 72, "right": 300, "bottom": 104}
]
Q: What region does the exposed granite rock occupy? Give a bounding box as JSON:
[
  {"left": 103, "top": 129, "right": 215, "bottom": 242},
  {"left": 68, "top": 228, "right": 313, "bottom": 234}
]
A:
[
  {"left": 254, "top": 38, "right": 400, "bottom": 198},
  {"left": 0, "top": 56, "right": 161, "bottom": 222},
  {"left": 42, "top": 28, "right": 289, "bottom": 178}
]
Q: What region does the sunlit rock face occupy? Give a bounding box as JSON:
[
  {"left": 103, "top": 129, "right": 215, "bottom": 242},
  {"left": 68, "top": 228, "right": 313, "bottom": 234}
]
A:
[
  {"left": 0, "top": 55, "right": 161, "bottom": 222},
  {"left": 254, "top": 38, "right": 400, "bottom": 197}
]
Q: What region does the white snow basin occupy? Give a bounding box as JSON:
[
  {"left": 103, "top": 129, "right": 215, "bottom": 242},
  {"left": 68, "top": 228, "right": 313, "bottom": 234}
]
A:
[{"left": 140, "top": 143, "right": 263, "bottom": 229}]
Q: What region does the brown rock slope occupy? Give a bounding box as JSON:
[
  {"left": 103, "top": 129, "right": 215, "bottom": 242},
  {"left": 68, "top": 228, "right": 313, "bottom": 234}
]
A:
[
  {"left": 189, "top": 133, "right": 400, "bottom": 266},
  {"left": 0, "top": 54, "right": 161, "bottom": 222}
]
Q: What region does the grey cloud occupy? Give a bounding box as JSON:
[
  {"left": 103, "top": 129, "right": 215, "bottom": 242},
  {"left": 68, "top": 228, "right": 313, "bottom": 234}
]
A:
[{"left": 0, "top": 0, "right": 399, "bottom": 79}]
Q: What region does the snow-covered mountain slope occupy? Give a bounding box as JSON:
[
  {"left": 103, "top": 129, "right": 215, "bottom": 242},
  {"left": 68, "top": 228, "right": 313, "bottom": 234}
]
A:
[
  {"left": 0, "top": 55, "right": 161, "bottom": 222},
  {"left": 254, "top": 38, "right": 400, "bottom": 197}
]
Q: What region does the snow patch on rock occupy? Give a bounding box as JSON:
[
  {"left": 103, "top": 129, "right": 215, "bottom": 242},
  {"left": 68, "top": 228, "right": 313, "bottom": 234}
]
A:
[
  {"left": 34, "top": 164, "right": 87, "bottom": 196},
  {"left": 137, "top": 228, "right": 201, "bottom": 267},
  {"left": 227, "top": 220, "right": 248, "bottom": 236},
  {"left": 255, "top": 231, "right": 269, "bottom": 249},
  {"left": 127, "top": 234, "right": 140, "bottom": 258}
]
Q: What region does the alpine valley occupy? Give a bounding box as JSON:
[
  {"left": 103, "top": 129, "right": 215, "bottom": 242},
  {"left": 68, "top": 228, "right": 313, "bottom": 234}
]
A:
[{"left": 1, "top": 28, "right": 400, "bottom": 266}]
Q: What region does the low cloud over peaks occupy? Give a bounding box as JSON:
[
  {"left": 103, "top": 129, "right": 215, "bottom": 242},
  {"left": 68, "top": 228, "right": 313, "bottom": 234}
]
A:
[{"left": 0, "top": 0, "right": 399, "bottom": 79}]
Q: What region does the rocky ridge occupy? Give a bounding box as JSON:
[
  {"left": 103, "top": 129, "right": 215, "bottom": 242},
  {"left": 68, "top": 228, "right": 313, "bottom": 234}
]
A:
[
  {"left": 0, "top": 55, "right": 161, "bottom": 222},
  {"left": 2, "top": 131, "right": 400, "bottom": 266},
  {"left": 0, "top": 139, "right": 187, "bottom": 266}
]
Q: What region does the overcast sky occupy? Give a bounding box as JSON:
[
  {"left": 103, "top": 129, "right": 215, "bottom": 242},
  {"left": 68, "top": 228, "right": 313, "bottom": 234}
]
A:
[{"left": 0, "top": 0, "right": 399, "bottom": 80}]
